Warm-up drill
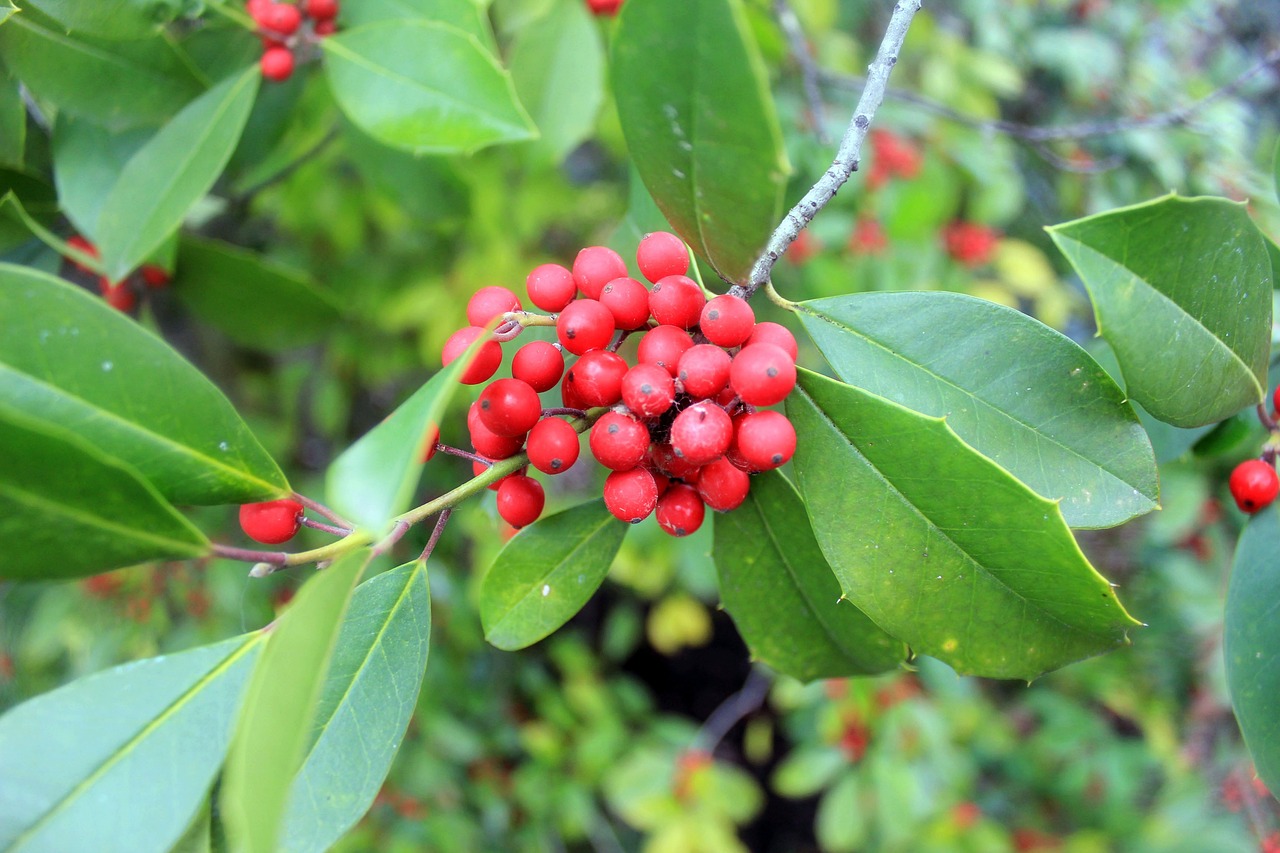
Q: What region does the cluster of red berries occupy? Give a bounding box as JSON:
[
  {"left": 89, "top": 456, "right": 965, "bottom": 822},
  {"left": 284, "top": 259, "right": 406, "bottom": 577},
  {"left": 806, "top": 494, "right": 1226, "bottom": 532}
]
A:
[
  {"left": 248, "top": 0, "right": 339, "bottom": 82},
  {"left": 867, "top": 129, "right": 922, "bottom": 190},
  {"left": 63, "top": 235, "right": 170, "bottom": 313},
  {"left": 940, "top": 221, "right": 999, "bottom": 267},
  {"left": 440, "top": 232, "right": 800, "bottom": 536}
]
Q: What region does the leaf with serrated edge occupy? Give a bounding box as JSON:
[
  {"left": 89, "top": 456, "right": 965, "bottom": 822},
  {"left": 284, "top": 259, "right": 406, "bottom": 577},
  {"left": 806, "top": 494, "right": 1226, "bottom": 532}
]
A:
[
  {"left": 799, "top": 291, "right": 1158, "bottom": 529},
  {"left": 1048, "top": 194, "right": 1271, "bottom": 428},
  {"left": 481, "top": 500, "right": 627, "bottom": 650},
  {"left": 714, "top": 470, "right": 906, "bottom": 681},
  {"left": 0, "top": 634, "right": 263, "bottom": 853},
  {"left": 788, "top": 368, "right": 1139, "bottom": 680}
]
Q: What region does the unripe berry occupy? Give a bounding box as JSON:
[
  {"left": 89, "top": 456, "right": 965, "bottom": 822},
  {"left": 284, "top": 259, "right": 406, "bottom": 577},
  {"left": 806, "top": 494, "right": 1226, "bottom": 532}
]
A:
[
  {"left": 466, "top": 286, "right": 521, "bottom": 327},
  {"left": 564, "top": 350, "right": 628, "bottom": 408},
  {"left": 573, "top": 246, "right": 628, "bottom": 300},
  {"left": 305, "top": 0, "right": 339, "bottom": 18},
  {"left": 260, "top": 46, "right": 296, "bottom": 82},
  {"left": 669, "top": 401, "right": 733, "bottom": 466},
  {"left": 478, "top": 378, "right": 542, "bottom": 437},
  {"left": 621, "top": 364, "right": 675, "bottom": 418},
  {"left": 1230, "top": 459, "right": 1280, "bottom": 513},
  {"left": 699, "top": 295, "right": 755, "bottom": 348},
  {"left": 696, "top": 458, "right": 751, "bottom": 512},
  {"left": 648, "top": 275, "right": 705, "bottom": 329},
  {"left": 636, "top": 231, "right": 689, "bottom": 283},
  {"left": 636, "top": 325, "right": 694, "bottom": 377},
  {"left": 497, "top": 475, "right": 545, "bottom": 528},
  {"left": 733, "top": 410, "right": 796, "bottom": 471},
  {"left": 526, "top": 263, "right": 577, "bottom": 312},
  {"left": 527, "top": 417, "right": 580, "bottom": 475},
  {"left": 468, "top": 403, "right": 526, "bottom": 459},
  {"left": 743, "top": 321, "right": 799, "bottom": 361},
  {"left": 603, "top": 468, "right": 659, "bottom": 523},
  {"left": 511, "top": 340, "right": 565, "bottom": 392},
  {"left": 442, "top": 326, "right": 502, "bottom": 385},
  {"left": 589, "top": 412, "right": 650, "bottom": 471},
  {"left": 260, "top": 2, "right": 302, "bottom": 34},
  {"left": 239, "top": 498, "right": 304, "bottom": 544},
  {"left": 729, "top": 343, "right": 796, "bottom": 407},
  {"left": 599, "top": 276, "right": 652, "bottom": 330},
  {"left": 677, "top": 344, "right": 731, "bottom": 400},
  {"left": 655, "top": 484, "right": 705, "bottom": 537},
  {"left": 556, "top": 299, "right": 615, "bottom": 355}
]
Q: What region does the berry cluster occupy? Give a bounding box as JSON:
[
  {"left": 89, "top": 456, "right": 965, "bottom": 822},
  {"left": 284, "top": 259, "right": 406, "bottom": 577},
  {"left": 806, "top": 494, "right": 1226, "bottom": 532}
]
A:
[
  {"left": 62, "top": 235, "right": 170, "bottom": 313},
  {"left": 247, "top": 0, "right": 339, "bottom": 82},
  {"left": 440, "top": 232, "right": 800, "bottom": 536},
  {"left": 941, "top": 221, "right": 999, "bottom": 267},
  {"left": 867, "top": 129, "right": 922, "bottom": 190}
]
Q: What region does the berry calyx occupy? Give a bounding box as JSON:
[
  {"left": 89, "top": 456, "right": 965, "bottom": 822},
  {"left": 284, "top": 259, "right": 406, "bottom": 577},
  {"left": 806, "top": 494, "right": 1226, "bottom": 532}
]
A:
[
  {"left": 1229, "top": 459, "right": 1279, "bottom": 513},
  {"left": 563, "top": 350, "right": 628, "bottom": 407},
  {"left": 729, "top": 342, "right": 796, "bottom": 407},
  {"left": 239, "top": 498, "right": 304, "bottom": 544},
  {"left": 442, "top": 326, "right": 502, "bottom": 385},
  {"left": 466, "top": 286, "right": 521, "bottom": 327},
  {"left": 527, "top": 417, "right": 581, "bottom": 475},
  {"left": 511, "top": 340, "right": 565, "bottom": 393},
  {"left": 603, "top": 468, "right": 659, "bottom": 523},
  {"left": 589, "top": 412, "right": 650, "bottom": 471},
  {"left": 260, "top": 46, "right": 296, "bottom": 82},
  {"left": 556, "top": 299, "right": 615, "bottom": 355},
  {"left": 733, "top": 410, "right": 796, "bottom": 472},
  {"left": 496, "top": 475, "right": 545, "bottom": 528},
  {"left": 621, "top": 363, "right": 675, "bottom": 419},
  {"left": 648, "top": 274, "right": 705, "bottom": 329},
  {"left": 699, "top": 295, "right": 755, "bottom": 348},
  {"left": 636, "top": 231, "right": 689, "bottom": 283},
  {"left": 478, "top": 378, "right": 542, "bottom": 437},
  {"left": 655, "top": 484, "right": 705, "bottom": 537},
  {"left": 572, "top": 246, "right": 628, "bottom": 299},
  {"left": 526, "top": 263, "right": 577, "bottom": 312}
]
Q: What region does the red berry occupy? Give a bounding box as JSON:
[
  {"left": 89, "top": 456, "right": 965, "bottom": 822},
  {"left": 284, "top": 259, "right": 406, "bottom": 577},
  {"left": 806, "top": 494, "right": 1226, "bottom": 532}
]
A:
[
  {"left": 729, "top": 343, "right": 796, "bottom": 407},
  {"left": 585, "top": 0, "right": 624, "bottom": 15},
  {"left": 677, "top": 344, "right": 732, "bottom": 399},
  {"left": 1229, "top": 459, "right": 1280, "bottom": 513},
  {"left": 99, "top": 279, "right": 137, "bottom": 313},
  {"left": 260, "top": 2, "right": 302, "bottom": 34},
  {"left": 637, "top": 325, "right": 694, "bottom": 377},
  {"left": 239, "top": 498, "right": 304, "bottom": 544},
  {"left": 621, "top": 363, "right": 675, "bottom": 418},
  {"left": 942, "top": 221, "right": 998, "bottom": 267},
  {"left": 655, "top": 484, "right": 705, "bottom": 537},
  {"left": 648, "top": 275, "right": 705, "bottom": 329},
  {"left": 468, "top": 403, "right": 526, "bottom": 459},
  {"left": 497, "top": 475, "right": 545, "bottom": 528},
  {"left": 526, "top": 263, "right": 577, "bottom": 312},
  {"left": 511, "top": 340, "right": 564, "bottom": 392},
  {"left": 466, "top": 285, "right": 521, "bottom": 327},
  {"left": 699, "top": 295, "right": 754, "bottom": 348},
  {"left": 649, "top": 442, "right": 702, "bottom": 481},
  {"left": 260, "top": 46, "right": 296, "bottom": 81},
  {"left": 589, "top": 412, "right": 650, "bottom": 471},
  {"left": 556, "top": 299, "right": 615, "bottom": 355},
  {"left": 478, "top": 378, "right": 542, "bottom": 437},
  {"left": 305, "top": 0, "right": 338, "bottom": 18},
  {"left": 247, "top": 0, "right": 273, "bottom": 19},
  {"left": 603, "top": 468, "right": 659, "bottom": 523},
  {"left": 636, "top": 231, "right": 689, "bottom": 283},
  {"left": 1273, "top": 384, "right": 1280, "bottom": 416},
  {"left": 743, "top": 322, "right": 798, "bottom": 361},
  {"left": 572, "top": 246, "right": 628, "bottom": 299},
  {"left": 733, "top": 410, "right": 796, "bottom": 471},
  {"left": 140, "top": 265, "right": 170, "bottom": 289},
  {"left": 697, "top": 457, "right": 751, "bottom": 512},
  {"left": 787, "top": 230, "right": 818, "bottom": 264},
  {"left": 599, "top": 276, "right": 652, "bottom": 330},
  {"left": 313, "top": 18, "right": 336, "bottom": 35},
  {"left": 442, "top": 326, "right": 502, "bottom": 385},
  {"left": 527, "top": 417, "right": 580, "bottom": 475},
  {"left": 849, "top": 218, "right": 888, "bottom": 255},
  {"left": 65, "top": 235, "right": 99, "bottom": 274},
  {"left": 419, "top": 423, "right": 440, "bottom": 463},
  {"left": 669, "top": 401, "right": 733, "bottom": 466},
  {"left": 563, "top": 350, "right": 628, "bottom": 408}
]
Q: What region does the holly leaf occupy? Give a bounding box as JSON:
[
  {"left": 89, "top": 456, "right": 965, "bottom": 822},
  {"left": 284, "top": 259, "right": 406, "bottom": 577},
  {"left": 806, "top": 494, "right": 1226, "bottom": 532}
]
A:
[
  {"left": 481, "top": 500, "right": 627, "bottom": 650},
  {"left": 18, "top": 0, "right": 177, "bottom": 39},
  {"left": 1048, "top": 194, "right": 1271, "bottom": 428},
  {"left": 51, "top": 115, "right": 151, "bottom": 241},
  {"left": 714, "top": 470, "right": 907, "bottom": 680},
  {"left": 340, "top": 0, "right": 497, "bottom": 51},
  {"left": 0, "top": 74, "right": 24, "bottom": 168},
  {"left": 788, "top": 368, "right": 1140, "bottom": 680}
]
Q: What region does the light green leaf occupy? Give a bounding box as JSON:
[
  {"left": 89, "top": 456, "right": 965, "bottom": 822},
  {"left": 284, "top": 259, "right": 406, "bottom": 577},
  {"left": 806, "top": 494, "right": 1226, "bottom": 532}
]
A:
[
  {"left": 0, "top": 634, "right": 263, "bottom": 853},
  {"left": 339, "top": 0, "right": 497, "bottom": 51},
  {"left": 788, "top": 369, "right": 1139, "bottom": 680},
  {"left": 0, "top": 264, "right": 288, "bottom": 505},
  {"left": 0, "top": 1, "right": 14, "bottom": 26},
  {"left": 0, "top": 191, "right": 97, "bottom": 269},
  {"left": 0, "top": 73, "right": 24, "bottom": 167},
  {"left": 481, "top": 500, "right": 627, "bottom": 650},
  {"left": 19, "top": 0, "right": 177, "bottom": 38},
  {"left": 714, "top": 470, "right": 906, "bottom": 680},
  {"left": 282, "top": 562, "right": 431, "bottom": 853},
  {"left": 1048, "top": 194, "right": 1272, "bottom": 427},
  {"left": 52, "top": 115, "right": 151, "bottom": 241}
]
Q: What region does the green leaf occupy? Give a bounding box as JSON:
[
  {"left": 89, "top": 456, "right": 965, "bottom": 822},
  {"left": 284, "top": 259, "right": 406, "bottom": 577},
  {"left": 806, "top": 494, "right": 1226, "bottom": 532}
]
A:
[
  {"left": 0, "top": 264, "right": 289, "bottom": 505},
  {"left": 282, "top": 561, "right": 431, "bottom": 853},
  {"left": 340, "top": 0, "right": 497, "bottom": 51},
  {"left": 787, "top": 369, "right": 1139, "bottom": 680},
  {"left": 612, "top": 0, "right": 789, "bottom": 284},
  {"left": 0, "top": 13, "right": 201, "bottom": 130},
  {"left": 222, "top": 551, "right": 369, "bottom": 853},
  {"left": 0, "top": 73, "right": 25, "bottom": 168},
  {"left": 0, "top": 634, "right": 263, "bottom": 853},
  {"left": 174, "top": 237, "right": 343, "bottom": 350},
  {"left": 772, "top": 745, "right": 848, "bottom": 799},
  {"left": 798, "top": 292, "right": 1159, "bottom": 529},
  {"left": 481, "top": 500, "right": 627, "bottom": 650},
  {"left": 714, "top": 470, "right": 906, "bottom": 680},
  {"left": 94, "top": 66, "right": 261, "bottom": 281},
  {"left": 322, "top": 20, "right": 537, "bottom": 155},
  {"left": 19, "top": 0, "right": 175, "bottom": 39},
  {"left": 1225, "top": 506, "right": 1280, "bottom": 796},
  {"left": 1273, "top": 136, "right": 1279, "bottom": 207},
  {"left": 52, "top": 115, "right": 151, "bottom": 241},
  {"left": 0, "top": 191, "right": 97, "bottom": 269},
  {"left": 1048, "top": 194, "right": 1272, "bottom": 428},
  {"left": 0, "top": 1, "right": 14, "bottom": 26}
]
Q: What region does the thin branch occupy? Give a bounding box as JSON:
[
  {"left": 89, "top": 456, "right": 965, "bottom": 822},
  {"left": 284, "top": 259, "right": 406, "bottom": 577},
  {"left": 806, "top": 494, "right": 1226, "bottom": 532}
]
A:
[
  {"left": 775, "top": 0, "right": 830, "bottom": 144},
  {"left": 436, "top": 443, "right": 493, "bottom": 466},
  {"left": 299, "top": 516, "right": 351, "bottom": 537},
  {"left": 419, "top": 508, "right": 452, "bottom": 563},
  {"left": 737, "top": 0, "right": 923, "bottom": 299},
  {"left": 694, "top": 668, "right": 772, "bottom": 754},
  {"left": 293, "top": 492, "right": 355, "bottom": 530},
  {"left": 373, "top": 520, "right": 411, "bottom": 557},
  {"left": 213, "top": 543, "right": 288, "bottom": 565}
]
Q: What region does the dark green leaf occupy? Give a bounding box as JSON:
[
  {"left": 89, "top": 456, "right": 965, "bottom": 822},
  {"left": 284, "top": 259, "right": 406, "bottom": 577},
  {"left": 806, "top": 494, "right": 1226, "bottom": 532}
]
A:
[
  {"left": 322, "top": 20, "right": 536, "bottom": 155},
  {"left": 174, "top": 237, "right": 342, "bottom": 350},
  {"left": 481, "top": 500, "right": 627, "bottom": 650},
  {"left": 19, "top": 0, "right": 175, "bottom": 39},
  {"left": 714, "top": 470, "right": 906, "bottom": 680},
  {"left": 95, "top": 66, "right": 261, "bottom": 281},
  {"left": 0, "top": 74, "right": 24, "bottom": 168},
  {"left": 222, "top": 551, "right": 369, "bottom": 853},
  {"left": 1273, "top": 136, "right": 1279, "bottom": 207},
  {"left": 282, "top": 561, "right": 431, "bottom": 853},
  {"left": 1048, "top": 194, "right": 1271, "bottom": 427},
  {"left": 52, "top": 116, "right": 151, "bottom": 240},
  {"left": 798, "top": 292, "right": 1158, "bottom": 528},
  {"left": 0, "top": 634, "right": 263, "bottom": 852},
  {"left": 788, "top": 369, "right": 1139, "bottom": 680},
  {"left": 612, "top": 0, "right": 788, "bottom": 284},
  {"left": 340, "top": 0, "right": 497, "bottom": 51},
  {"left": 0, "top": 264, "right": 289, "bottom": 504},
  {"left": 1, "top": 190, "right": 96, "bottom": 269}
]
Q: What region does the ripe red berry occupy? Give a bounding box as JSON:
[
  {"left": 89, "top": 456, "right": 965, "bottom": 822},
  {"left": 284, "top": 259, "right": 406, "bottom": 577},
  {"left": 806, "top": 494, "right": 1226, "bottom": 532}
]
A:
[
  {"left": 260, "top": 46, "right": 296, "bottom": 81},
  {"left": 648, "top": 275, "right": 705, "bottom": 329},
  {"left": 942, "top": 221, "right": 998, "bottom": 267},
  {"left": 260, "top": 2, "right": 302, "bottom": 34},
  {"left": 511, "top": 340, "right": 564, "bottom": 392},
  {"left": 139, "top": 265, "right": 170, "bottom": 289},
  {"left": 636, "top": 324, "right": 694, "bottom": 377},
  {"left": 585, "top": 0, "right": 625, "bottom": 15},
  {"left": 313, "top": 18, "right": 336, "bottom": 35},
  {"left": 496, "top": 475, "right": 545, "bottom": 528},
  {"left": 604, "top": 468, "right": 659, "bottom": 523},
  {"left": 699, "top": 295, "right": 755, "bottom": 348},
  {"left": 589, "top": 412, "right": 650, "bottom": 471},
  {"left": 466, "top": 285, "right": 521, "bottom": 327},
  {"left": 478, "top": 378, "right": 543, "bottom": 437},
  {"left": 468, "top": 403, "right": 526, "bottom": 459},
  {"left": 1229, "top": 459, "right": 1280, "bottom": 513},
  {"left": 247, "top": 0, "right": 273, "bottom": 20},
  {"left": 636, "top": 231, "right": 689, "bottom": 283},
  {"left": 239, "top": 498, "right": 304, "bottom": 544},
  {"left": 527, "top": 417, "right": 580, "bottom": 475},
  {"left": 572, "top": 246, "right": 628, "bottom": 299},
  {"left": 677, "top": 344, "right": 732, "bottom": 399},
  {"left": 442, "top": 326, "right": 502, "bottom": 385},
  {"left": 1273, "top": 384, "right": 1280, "bottom": 416},
  {"left": 733, "top": 410, "right": 796, "bottom": 471},
  {"left": 743, "top": 322, "right": 798, "bottom": 361},
  {"left": 65, "top": 235, "right": 99, "bottom": 274},
  {"left": 669, "top": 401, "right": 733, "bottom": 466},
  {"left": 655, "top": 484, "right": 705, "bottom": 537},
  {"left": 697, "top": 457, "right": 751, "bottom": 512},
  {"left": 526, "top": 263, "right": 577, "bottom": 312},
  {"left": 729, "top": 343, "right": 796, "bottom": 407},
  {"left": 99, "top": 279, "right": 137, "bottom": 313},
  {"left": 649, "top": 442, "right": 702, "bottom": 481},
  {"left": 621, "top": 363, "right": 675, "bottom": 418},
  {"left": 563, "top": 350, "right": 628, "bottom": 408},
  {"left": 305, "top": 0, "right": 338, "bottom": 18},
  {"left": 556, "top": 299, "right": 615, "bottom": 355},
  {"left": 599, "top": 276, "right": 652, "bottom": 330}
]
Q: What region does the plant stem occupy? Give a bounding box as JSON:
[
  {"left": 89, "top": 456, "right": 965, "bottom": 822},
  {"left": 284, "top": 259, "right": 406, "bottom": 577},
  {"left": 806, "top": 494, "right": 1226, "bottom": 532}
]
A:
[
  {"left": 293, "top": 492, "right": 355, "bottom": 529},
  {"left": 419, "top": 508, "right": 453, "bottom": 562},
  {"left": 693, "top": 667, "right": 772, "bottom": 754},
  {"left": 299, "top": 516, "right": 351, "bottom": 537}
]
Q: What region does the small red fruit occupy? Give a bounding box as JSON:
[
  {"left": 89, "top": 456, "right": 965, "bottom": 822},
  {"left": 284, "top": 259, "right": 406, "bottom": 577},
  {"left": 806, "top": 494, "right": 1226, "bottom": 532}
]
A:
[
  {"left": 589, "top": 412, "right": 650, "bottom": 471},
  {"left": 729, "top": 343, "right": 796, "bottom": 407},
  {"left": 648, "top": 275, "right": 705, "bottom": 329},
  {"left": 419, "top": 423, "right": 440, "bottom": 463},
  {"left": 99, "top": 279, "right": 137, "bottom": 312},
  {"left": 65, "top": 235, "right": 99, "bottom": 274},
  {"left": 239, "top": 498, "right": 304, "bottom": 544},
  {"left": 260, "top": 2, "right": 302, "bottom": 35},
  {"left": 585, "top": 0, "right": 625, "bottom": 16},
  {"left": 496, "top": 475, "right": 545, "bottom": 528},
  {"left": 669, "top": 401, "right": 733, "bottom": 466},
  {"left": 655, "top": 484, "right": 705, "bottom": 537},
  {"left": 511, "top": 340, "right": 564, "bottom": 393},
  {"left": 527, "top": 417, "right": 580, "bottom": 475},
  {"left": 636, "top": 325, "right": 694, "bottom": 377},
  {"left": 466, "top": 285, "right": 521, "bottom": 327},
  {"left": 526, "top": 263, "right": 577, "bottom": 312},
  {"left": 478, "top": 378, "right": 542, "bottom": 437},
  {"left": 603, "top": 468, "right": 659, "bottom": 523},
  {"left": 599, "top": 276, "right": 652, "bottom": 330},
  {"left": 743, "top": 322, "right": 798, "bottom": 361},
  {"left": 140, "top": 265, "right": 171, "bottom": 288},
  {"left": 636, "top": 231, "right": 689, "bottom": 283},
  {"left": 260, "top": 46, "right": 296, "bottom": 82},
  {"left": 699, "top": 295, "right": 754, "bottom": 348},
  {"left": 1229, "top": 459, "right": 1279, "bottom": 513},
  {"left": 313, "top": 18, "right": 336, "bottom": 35},
  {"left": 442, "top": 326, "right": 502, "bottom": 385},
  {"left": 563, "top": 350, "right": 628, "bottom": 407},
  {"left": 621, "top": 363, "right": 675, "bottom": 418},
  {"left": 677, "top": 344, "right": 732, "bottom": 399},
  {"left": 572, "top": 245, "right": 628, "bottom": 300},
  {"left": 733, "top": 410, "right": 796, "bottom": 472},
  {"left": 468, "top": 402, "right": 526, "bottom": 459},
  {"left": 556, "top": 299, "right": 615, "bottom": 355},
  {"left": 696, "top": 458, "right": 751, "bottom": 512},
  {"left": 305, "top": 0, "right": 339, "bottom": 18}
]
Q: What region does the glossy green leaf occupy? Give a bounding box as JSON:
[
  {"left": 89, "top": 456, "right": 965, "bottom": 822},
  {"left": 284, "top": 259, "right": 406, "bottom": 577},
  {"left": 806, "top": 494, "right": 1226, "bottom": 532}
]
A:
[
  {"left": 282, "top": 561, "right": 431, "bottom": 853},
  {"left": 798, "top": 292, "right": 1158, "bottom": 528},
  {"left": 714, "top": 470, "right": 906, "bottom": 680},
  {"left": 174, "top": 237, "right": 343, "bottom": 350},
  {"left": 0, "top": 634, "right": 263, "bottom": 853},
  {"left": 788, "top": 369, "right": 1139, "bottom": 680},
  {"left": 222, "top": 551, "right": 369, "bottom": 853},
  {"left": 0, "top": 264, "right": 289, "bottom": 505},
  {"left": 19, "top": 0, "right": 175, "bottom": 38},
  {"left": 322, "top": 21, "right": 536, "bottom": 155},
  {"left": 1048, "top": 194, "right": 1271, "bottom": 427},
  {"left": 51, "top": 116, "right": 151, "bottom": 241},
  {"left": 612, "top": 0, "right": 788, "bottom": 284},
  {"left": 0, "top": 74, "right": 24, "bottom": 168},
  {"left": 0, "top": 410, "right": 208, "bottom": 580},
  {"left": 169, "top": 801, "right": 212, "bottom": 853},
  {"left": 340, "top": 0, "right": 497, "bottom": 51},
  {"left": 0, "top": 191, "right": 96, "bottom": 269},
  {"left": 95, "top": 66, "right": 261, "bottom": 281},
  {"left": 481, "top": 500, "right": 627, "bottom": 650},
  {"left": 0, "top": 14, "right": 201, "bottom": 129},
  {"left": 0, "top": 1, "right": 14, "bottom": 26}
]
